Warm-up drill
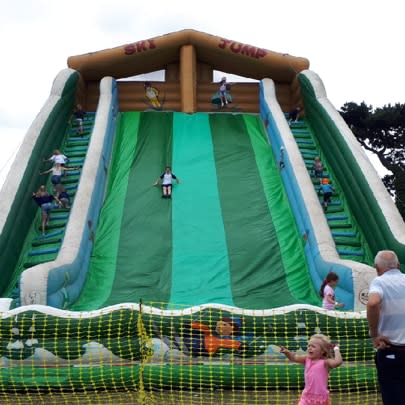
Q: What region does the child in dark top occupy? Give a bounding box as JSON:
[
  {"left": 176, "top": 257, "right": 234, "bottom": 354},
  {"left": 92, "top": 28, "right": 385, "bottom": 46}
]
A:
[
  {"left": 154, "top": 166, "right": 180, "bottom": 199},
  {"left": 54, "top": 184, "right": 70, "bottom": 209},
  {"left": 288, "top": 107, "right": 301, "bottom": 124},
  {"left": 32, "top": 185, "right": 55, "bottom": 235}
]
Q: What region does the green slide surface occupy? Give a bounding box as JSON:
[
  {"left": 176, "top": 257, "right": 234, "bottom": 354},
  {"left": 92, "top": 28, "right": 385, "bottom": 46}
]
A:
[
  {"left": 170, "top": 113, "right": 233, "bottom": 307},
  {"left": 72, "top": 112, "right": 319, "bottom": 311}
]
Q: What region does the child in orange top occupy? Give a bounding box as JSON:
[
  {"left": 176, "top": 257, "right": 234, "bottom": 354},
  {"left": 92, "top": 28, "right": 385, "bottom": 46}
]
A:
[{"left": 280, "top": 334, "right": 343, "bottom": 405}]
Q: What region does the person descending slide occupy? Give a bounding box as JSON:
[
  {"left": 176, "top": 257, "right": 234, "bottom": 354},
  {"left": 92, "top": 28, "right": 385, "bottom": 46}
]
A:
[{"left": 154, "top": 166, "right": 180, "bottom": 199}]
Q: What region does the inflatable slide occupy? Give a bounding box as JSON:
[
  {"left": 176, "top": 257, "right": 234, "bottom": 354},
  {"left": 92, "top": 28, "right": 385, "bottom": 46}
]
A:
[{"left": 0, "top": 30, "right": 403, "bottom": 400}]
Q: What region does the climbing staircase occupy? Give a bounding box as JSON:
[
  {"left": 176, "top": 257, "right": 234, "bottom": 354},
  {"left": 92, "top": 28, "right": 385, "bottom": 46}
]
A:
[
  {"left": 10, "top": 113, "right": 96, "bottom": 304},
  {"left": 289, "top": 119, "right": 372, "bottom": 264}
]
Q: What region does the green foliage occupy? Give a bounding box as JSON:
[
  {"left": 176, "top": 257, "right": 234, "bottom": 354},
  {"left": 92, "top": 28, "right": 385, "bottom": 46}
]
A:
[{"left": 339, "top": 102, "right": 405, "bottom": 219}]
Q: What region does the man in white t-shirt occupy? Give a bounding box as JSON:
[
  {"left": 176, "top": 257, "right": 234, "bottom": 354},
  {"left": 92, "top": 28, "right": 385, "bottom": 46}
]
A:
[{"left": 367, "top": 250, "right": 405, "bottom": 404}]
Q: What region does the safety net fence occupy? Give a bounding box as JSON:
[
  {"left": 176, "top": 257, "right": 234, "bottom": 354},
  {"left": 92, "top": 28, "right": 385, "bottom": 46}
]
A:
[{"left": 0, "top": 303, "right": 382, "bottom": 404}]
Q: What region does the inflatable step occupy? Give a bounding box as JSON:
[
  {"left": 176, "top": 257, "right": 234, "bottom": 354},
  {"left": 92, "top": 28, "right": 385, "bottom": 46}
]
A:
[
  {"left": 70, "top": 127, "right": 92, "bottom": 136},
  {"left": 23, "top": 253, "right": 58, "bottom": 268},
  {"left": 31, "top": 237, "right": 62, "bottom": 247},
  {"left": 38, "top": 221, "right": 67, "bottom": 232},
  {"left": 66, "top": 158, "right": 85, "bottom": 165},
  {"left": 67, "top": 134, "right": 91, "bottom": 141},
  {"left": 28, "top": 247, "right": 59, "bottom": 257},
  {"left": 292, "top": 127, "right": 311, "bottom": 134},
  {"left": 332, "top": 231, "right": 356, "bottom": 237},
  {"left": 334, "top": 238, "right": 362, "bottom": 247},
  {"left": 311, "top": 175, "right": 330, "bottom": 184},
  {"left": 34, "top": 229, "right": 65, "bottom": 240},
  {"left": 61, "top": 179, "right": 79, "bottom": 186},
  {"left": 298, "top": 144, "right": 317, "bottom": 151},
  {"left": 49, "top": 213, "right": 69, "bottom": 221},
  {"left": 66, "top": 139, "right": 90, "bottom": 147},
  {"left": 64, "top": 149, "right": 88, "bottom": 157},
  {"left": 71, "top": 120, "right": 94, "bottom": 129},
  {"left": 322, "top": 206, "right": 343, "bottom": 214},
  {"left": 301, "top": 151, "right": 319, "bottom": 159},
  {"left": 64, "top": 144, "right": 89, "bottom": 151},
  {"left": 289, "top": 120, "right": 305, "bottom": 128},
  {"left": 65, "top": 169, "right": 81, "bottom": 177},
  {"left": 326, "top": 200, "right": 341, "bottom": 206},
  {"left": 63, "top": 184, "right": 77, "bottom": 191},
  {"left": 296, "top": 139, "right": 315, "bottom": 146},
  {"left": 292, "top": 133, "right": 311, "bottom": 139},
  {"left": 328, "top": 222, "right": 353, "bottom": 229},
  {"left": 63, "top": 150, "right": 88, "bottom": 158},
  {"left": 337, "top": 249, "right": 365, "bottom": 257},
  {"left": 326, "top": 214, "right": 349, "bottom": 221}
]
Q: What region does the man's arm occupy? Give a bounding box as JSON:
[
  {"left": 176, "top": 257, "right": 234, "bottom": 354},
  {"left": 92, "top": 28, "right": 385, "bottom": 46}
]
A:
[
  {"left": 367, "top": 292, "right": 381, "bottom": 338},
  {"left": 367, "top": 292, "right": 390, "bottom": 348}
]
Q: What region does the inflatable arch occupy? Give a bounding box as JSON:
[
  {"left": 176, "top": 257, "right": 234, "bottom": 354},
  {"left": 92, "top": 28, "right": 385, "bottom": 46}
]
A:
[{"left": 67, "top": 29, "right": 309, "bottom": 113}]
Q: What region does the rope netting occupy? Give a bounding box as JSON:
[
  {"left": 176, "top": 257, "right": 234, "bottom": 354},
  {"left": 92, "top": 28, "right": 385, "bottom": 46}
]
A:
[{"left": 0, "top": 303, "right": 382, "bottom": 404}]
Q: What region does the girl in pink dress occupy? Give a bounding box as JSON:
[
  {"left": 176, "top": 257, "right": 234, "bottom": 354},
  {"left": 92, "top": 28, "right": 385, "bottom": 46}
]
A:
[{"left": 280, "top": 334, "right": 343, "bottom": 405}]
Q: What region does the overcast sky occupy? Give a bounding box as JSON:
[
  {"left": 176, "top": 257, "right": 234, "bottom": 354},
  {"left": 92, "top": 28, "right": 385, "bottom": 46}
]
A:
[{"left": 0, "top": 0, "right": 401, "bottom": 186}]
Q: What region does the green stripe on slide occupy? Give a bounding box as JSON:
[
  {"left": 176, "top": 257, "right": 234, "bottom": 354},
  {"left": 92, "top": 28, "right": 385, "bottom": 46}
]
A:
[
  {"left": 210, "top": 113, "right": 296, "bottom": 309},
  {"left": 105, "top": 112, "right": 174, "bottom": 308},
  {"left": 170, "top": 112, "right": 233, "bottom": 307},
  {"left": 243, "top": 114, "right": 319, "bottom": 305},
  {"left": 71, "top": 112, "right": 141, "bottom": 310}
]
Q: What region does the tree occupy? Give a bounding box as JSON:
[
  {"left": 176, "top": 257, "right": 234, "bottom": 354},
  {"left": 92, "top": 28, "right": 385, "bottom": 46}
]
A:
[{"left": 339, "top": 102, "right": 405, "bottom": 220}]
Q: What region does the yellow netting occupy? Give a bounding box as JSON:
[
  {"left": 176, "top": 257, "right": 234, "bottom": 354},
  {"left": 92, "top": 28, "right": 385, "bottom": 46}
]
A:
[{"left": 0, "top": 303, "right": 381, "bottom": 404}]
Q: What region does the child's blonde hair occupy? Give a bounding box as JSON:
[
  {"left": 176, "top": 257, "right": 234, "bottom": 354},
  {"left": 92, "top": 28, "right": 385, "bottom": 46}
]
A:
[{"left": 310, "top": 334, "right": 333, "bottom": 359}]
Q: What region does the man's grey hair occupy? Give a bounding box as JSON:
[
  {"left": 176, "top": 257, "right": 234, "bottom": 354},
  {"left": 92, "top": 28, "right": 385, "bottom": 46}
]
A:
[{"left": 374, "top": 250, "right": 399, "bottom": 270}]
